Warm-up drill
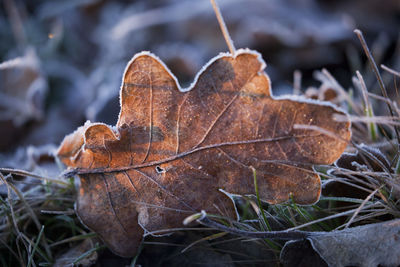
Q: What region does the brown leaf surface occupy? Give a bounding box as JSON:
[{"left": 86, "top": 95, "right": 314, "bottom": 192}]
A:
[{"left": 57, "top": 49, "right": 351, "bottom": 257}]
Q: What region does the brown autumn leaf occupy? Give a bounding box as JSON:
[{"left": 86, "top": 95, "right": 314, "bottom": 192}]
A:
[{"left": 57, "top": 49, "right": 351, "bottom": 257}]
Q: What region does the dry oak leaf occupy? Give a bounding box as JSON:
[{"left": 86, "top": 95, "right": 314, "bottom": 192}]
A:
[{"left": 57, "top": 49, "right": 351, "bottom": 257}]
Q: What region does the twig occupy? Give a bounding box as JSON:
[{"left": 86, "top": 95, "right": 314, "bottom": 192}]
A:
[{"left": 210, "top": 0, "right": 236, "bottom": 55}]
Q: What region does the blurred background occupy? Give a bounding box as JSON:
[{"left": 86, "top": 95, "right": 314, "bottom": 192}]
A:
[
  {"left": 0, "top": 0, "right": 399, "bottom": 154},
  {"left": 0, "top": 0, "right": 399, "bottom": 265}
]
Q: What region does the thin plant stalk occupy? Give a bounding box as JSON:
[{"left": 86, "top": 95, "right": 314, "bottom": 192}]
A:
[
  {"left": 354, "top": 29, "right": 400, "bottom": 145},
  {"left": 356, "top": 71, "right": 377, "bottom": 141},
  {"left": 210, "top": 0, "right": 235, "bottom": 54},
  {"left": 27, "top": 225, "right": 45, "bottom": 267},
  {"left": 250, "top": 167, "right": 271, "bottom": 231}
]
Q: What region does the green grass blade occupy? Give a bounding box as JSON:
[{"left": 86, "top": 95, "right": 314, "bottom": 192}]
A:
[
  {"left": 27, "top": 225, "right": 45, "bottom": 267},
  {"left": 251, "top": 167, "right": 271, "bottom": 231}
]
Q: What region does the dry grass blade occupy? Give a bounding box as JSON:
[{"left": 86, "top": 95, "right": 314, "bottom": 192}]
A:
[
  {"left": 334, "top": 114, "right": 400, "bottom": 126},
  {"left": 0, "top": 173, "right": 26, "bottom": 266},
  {"left": 321, "top": 68, "right": 360, "bottom": 113},
  {"left": 286, "top": 203, "right": 383, "bottom": 231},
  {"left": 181, "top": 232, "right": 227, "bottom": 253},
  {"left": 354, "top": 29, "right": 400, "bottom": 145},
  {"left": 293, "top": 70, "right": 302, "bottom": 95},
  {"left": 344, "top": 187, "right": 382, "bottom": 228},
  {"left": 381, "top": 64, "right": 400, "bottom": 77},
  {"left": 356, "top": 71, "right": 377, "bottom": 140},
  {"left": 0, "top": 168, "right": 69, "bottom": 186},
  {"left": 0, "top": 173, "right": 53, "bottom": 260},
  {"left": 210, "top": 0, "right": 235, "bottom": 54},
  {"left": 293, "top": 124, "right": 347, "bottom": 141},
  {"left": 195, "top": 211, "right": 311, "bottom": 240}
]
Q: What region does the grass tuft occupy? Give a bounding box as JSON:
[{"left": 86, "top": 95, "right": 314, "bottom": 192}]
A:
[{"left": 0, "top": 169, "right": 97, "bottom": 266}]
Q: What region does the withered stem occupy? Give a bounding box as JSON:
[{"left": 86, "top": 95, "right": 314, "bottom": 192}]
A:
[
  {"left": 197, "top": 213, "right": 314, "bottom": 240},
  {"left": 210, "top": 0, "right": 236, "bottom": 55},
  {"left": 354, "top": 29, "right": 400, "bottom": 147}
]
